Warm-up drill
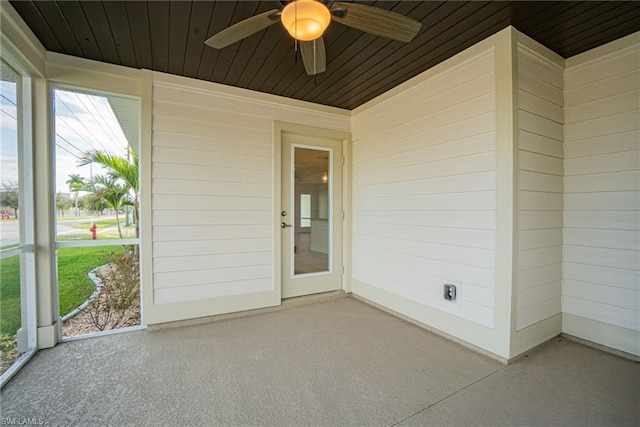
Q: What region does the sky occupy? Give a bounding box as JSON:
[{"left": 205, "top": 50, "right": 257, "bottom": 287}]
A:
[
  {"left": 53, "top": 89, "right": 130, "bottom": 193},
  {"left": 0, "top": 76, "right": 19, "bottom": 189},
  {"left": 0, "top": 76, "right": 131, "bottom": 194}
]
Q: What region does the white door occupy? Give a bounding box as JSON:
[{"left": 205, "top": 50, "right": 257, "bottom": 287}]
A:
[{"left": 281, "top": 132, "right": 342, "bottom": 298}]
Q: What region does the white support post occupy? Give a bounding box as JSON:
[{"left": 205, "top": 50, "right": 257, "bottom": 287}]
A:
[
  {"left": 493, "top": 27, "right": 519, "bottom": 358},
  {"left": 33, "top": 77, "right": 58, "bottom": 348}
]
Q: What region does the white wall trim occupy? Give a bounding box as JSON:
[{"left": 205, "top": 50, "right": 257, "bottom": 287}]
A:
[
  {"left": 511, "top": 28, "right": 564, "bottom": 353},
  {"left": 153, "top": 71, "right": 350, "bottom": 119},
  {"left": 514, "top": 31, "right": 565, "bottom": 68},
  {"left": 563, "top": 313, "right": 640, "bottom": 357},
  {"left": 352, "top": 280, "right": 508, "bottom": 360},
  {"left": 139, "top": 69, "right": 153, "bottom": 327},
  {"left": 0, "top": 1, "right": 46, "bottom": 76},
  {"left": 494, "top": 27, "right": 517, "bottom": 357},
  {"left": 566, "top": 31, "right": 640, "bottom": 68},
  {"left": 47, "top": 51, "right": 142, "bottom": 79},
  {"left": 351, "top": 30, "right": 502, "bottom": 117},
  {"left": 143, "top": 291, "right": 279, "bottom": 325},
  {"left": 342, "top": 136, "right": 353, "bottom": 293},
  {"left": 273, "top": 122, "right": 284, "bottom": 303},
  {"left": 46, "top": 52, "right": 142, "bottom": 97},
  {"left": 511, "top": 313, "right": 562, "bottom": 358}
]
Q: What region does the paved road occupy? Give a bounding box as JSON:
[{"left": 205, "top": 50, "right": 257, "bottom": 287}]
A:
[
  {"left": 0, "top": 215, "right": 125, "bottom": 246},
  {"left": 0, "top": 219, "right": 19, "bottom": 246}
]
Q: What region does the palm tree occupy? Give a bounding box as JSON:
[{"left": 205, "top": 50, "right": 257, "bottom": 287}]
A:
[
  {"left": 55, "top": 193, "right": 71, "bottom": 217},
  {"left": 84, "top": 175, "right": 132, "bottom": 242},
  {"left": 78, "top": 148, "right": 139, "bottom": 238},
  {"left": 66, "top": 174, "right": 85, "bottom": 216},
  {"left": 82, "top": 192, "right": 107, "bottom": 216}
]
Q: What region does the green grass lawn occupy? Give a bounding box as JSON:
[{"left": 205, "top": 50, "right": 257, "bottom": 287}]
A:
[
  {"left": 59, "top": 219, "right": 136, "bottom": 240},
  {"left": 70, "top": 218, "right": 131, "bottom": 229},
  {"left": 0, "top": 255, "right": 20, "bottom": 336},
  {"left": 57, "top": 230, "right": 136, "bottom": 241},
  {"left": 56, "top": 246, "right": 120, "bottom": 319},
  {"left": 56, "top": 214, "right": 100, "bottom": 221},
  {"left": 0, "top": 246, "right": 120, "bottom": 336}
]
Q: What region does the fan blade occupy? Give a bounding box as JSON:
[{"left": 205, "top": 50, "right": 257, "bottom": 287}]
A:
[
  {"left": 331, "top": 2, "right": 421, "bottom": 43},
  {"left": 300, "top": 38, "right": 327, "bottom": 76},
  {"left": 204, "top": 9, "right": 280, "bottom": 49}
]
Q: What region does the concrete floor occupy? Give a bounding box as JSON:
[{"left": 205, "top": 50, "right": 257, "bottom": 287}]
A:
[{"left": 1, "top": 297, "right": 639, "bottom": 426}]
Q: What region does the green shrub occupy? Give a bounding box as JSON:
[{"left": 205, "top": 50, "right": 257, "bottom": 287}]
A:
[
  {"left": 87, "top": 252, "right": 140, "bottom": 331},
  {"left": 0, "top": 333, "right": 18, "bottom": 375}
]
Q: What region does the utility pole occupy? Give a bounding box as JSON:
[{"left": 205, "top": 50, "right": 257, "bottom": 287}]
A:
[{"left": 125, "top": 147, "right": 130, "bottom": 227}]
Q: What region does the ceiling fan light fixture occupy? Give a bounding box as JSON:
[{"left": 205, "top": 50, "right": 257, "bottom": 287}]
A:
[{"left": 281, "top": 0, "right": 331, "bottom": 41}]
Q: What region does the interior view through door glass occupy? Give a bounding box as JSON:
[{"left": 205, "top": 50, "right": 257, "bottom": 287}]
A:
[{"left": 293, "top": 147, "right": 330, "bottom": 275}]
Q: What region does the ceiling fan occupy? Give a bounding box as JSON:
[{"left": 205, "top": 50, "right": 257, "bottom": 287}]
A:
[{"left": 204, "top": 0, "right": 422, "bottom": 77}]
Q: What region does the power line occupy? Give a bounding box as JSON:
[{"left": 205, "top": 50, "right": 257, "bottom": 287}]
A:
[
  {"left": 55, "top": 91, "right": 114, "bottom": 154},
  {"left": 91, "top": 95, "right": 126, "bottom": 145},
  {"left": 2, "top": 89, "right": 128, "bottom": 188},
  {"left": 72, "top": 91, "right": 125, "bottom": 154},
  {"left": 55, "top": 141, "right": 77, "bottom": 157},
  {"left": 1, "top": 90, "right": 103, "bottom": 194},
  {"left": 1, "top": 94, "right": 81, "bottom": 157},
  {"left": 71, "top": 91, "right": 117, "bottom": 151},
  {"left": 0, "top": 93, "right": 17, "bottom": 107},
  {"left": 0, "top": 107, "right": 17, "bottom": 120},
  {"left": 55, "top": 133, "right": 84, "bottom": 157},
  {"left": 54, "top": 105, "right": 105, "bottom": 152},
  {"left": 5, "top": 91, "right": 128, "bottom": 159}
]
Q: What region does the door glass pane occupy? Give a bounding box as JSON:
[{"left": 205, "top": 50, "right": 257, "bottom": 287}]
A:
[{"left": 294, "top": 147, "right": 330, "bottom": 275}]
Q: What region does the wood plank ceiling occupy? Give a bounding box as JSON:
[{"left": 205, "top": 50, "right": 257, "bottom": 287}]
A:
[{"left": 10, "top": 1, "right": 640, "bottom": 110}]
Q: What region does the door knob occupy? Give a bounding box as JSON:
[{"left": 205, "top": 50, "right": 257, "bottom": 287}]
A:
[{"left": 281, "top": 222, "right": 293, "bottom": 229}]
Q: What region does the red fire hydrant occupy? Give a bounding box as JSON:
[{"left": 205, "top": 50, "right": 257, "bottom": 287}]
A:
[{"left": 90, "top": 224, "right": 97, "bottom": 240}]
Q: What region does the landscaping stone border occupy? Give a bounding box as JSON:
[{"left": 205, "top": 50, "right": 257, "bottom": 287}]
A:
[{"left": 60, "top": 266, "right": 105, "bottom": 323}]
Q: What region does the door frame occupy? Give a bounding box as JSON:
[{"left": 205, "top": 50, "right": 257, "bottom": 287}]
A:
[{"left": 273, "top": 121, "right": 352, "bottom": 301}]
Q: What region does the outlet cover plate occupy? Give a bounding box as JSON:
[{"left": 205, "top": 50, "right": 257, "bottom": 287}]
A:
[
  {"left": 443, "top": 281, "right": 462, "bottom": 303},
  {"left": 444, "top": 283, "right": 456, "bottom": 301}
]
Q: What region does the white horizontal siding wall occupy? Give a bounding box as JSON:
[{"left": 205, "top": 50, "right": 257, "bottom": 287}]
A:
[
  {"left": 563, "top": 34, "right": 640, "bottom": 356},
  {"left": 152, "top": 83, "right": 272, "bottom": 305},
  {"left": 516, "top": 44, "right": 564, "bottom": 331},
  {"left": 351, "top": 43, "right": 498, "bottom": 338},
  {"left": 150, "top": 73, "right": 349, "bottom": 320}
]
